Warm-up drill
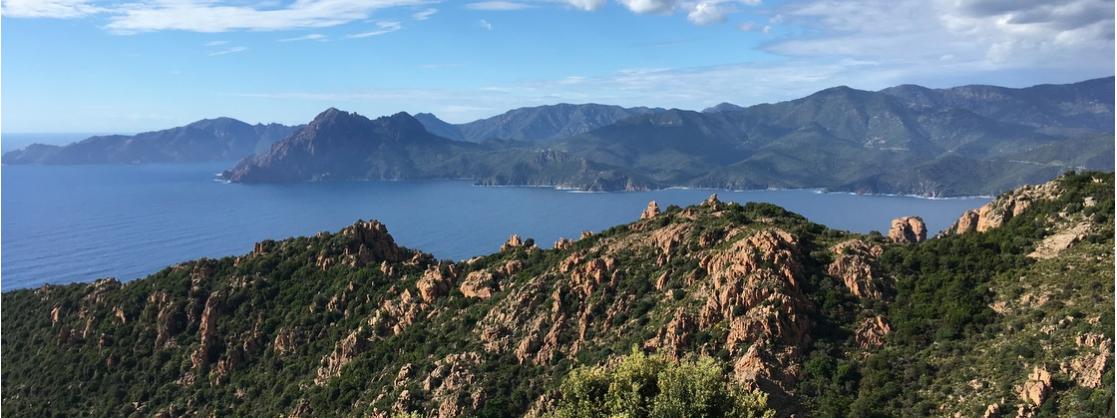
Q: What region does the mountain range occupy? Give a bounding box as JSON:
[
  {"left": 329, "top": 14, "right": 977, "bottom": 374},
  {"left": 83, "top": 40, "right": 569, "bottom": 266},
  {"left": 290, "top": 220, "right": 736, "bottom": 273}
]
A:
[
  {"left": 2, "top": 118, "right": 298, "bottom": 165},
  {"left": 4, "top": 172, "right": 1112, "bottom": 417},
  {"left": 7, "top": 77, "right": 1114, "bottom": 197}
]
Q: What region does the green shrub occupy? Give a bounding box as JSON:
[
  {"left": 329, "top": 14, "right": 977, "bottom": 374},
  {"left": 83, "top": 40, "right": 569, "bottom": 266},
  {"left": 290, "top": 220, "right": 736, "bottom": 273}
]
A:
[{"left": 548, "top": 349, "right": 774, "bottom": 418}]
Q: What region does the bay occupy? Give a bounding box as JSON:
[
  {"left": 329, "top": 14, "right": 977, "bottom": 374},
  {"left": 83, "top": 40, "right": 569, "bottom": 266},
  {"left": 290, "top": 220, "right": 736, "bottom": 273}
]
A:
[{"left": 2, "top": 162, "right": 988, "bottom": 290}]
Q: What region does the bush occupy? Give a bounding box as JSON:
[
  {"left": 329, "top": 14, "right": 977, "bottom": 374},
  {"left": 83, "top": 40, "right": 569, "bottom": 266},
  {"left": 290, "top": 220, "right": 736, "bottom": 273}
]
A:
[{"left": 547, "top": 349, "right": 775, "bottom": 418}]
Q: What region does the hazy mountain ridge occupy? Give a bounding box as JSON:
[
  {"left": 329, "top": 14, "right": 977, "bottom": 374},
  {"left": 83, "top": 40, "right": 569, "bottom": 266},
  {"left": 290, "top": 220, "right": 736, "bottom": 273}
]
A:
[
  {"left": 3, "top": 173, "right": 1112, "bottom": 417},
  {"left": 416, "top": 103, "right": 664, "bottom": 143},
  {"left": 2, "top": 117, "right": 299, "bottom": 165}
]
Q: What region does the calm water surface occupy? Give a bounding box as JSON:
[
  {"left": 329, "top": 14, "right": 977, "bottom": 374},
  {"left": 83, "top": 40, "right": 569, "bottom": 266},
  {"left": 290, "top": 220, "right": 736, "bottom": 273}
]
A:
[{"left": 2, "top": 162, "right": 988, "bottom": 290}]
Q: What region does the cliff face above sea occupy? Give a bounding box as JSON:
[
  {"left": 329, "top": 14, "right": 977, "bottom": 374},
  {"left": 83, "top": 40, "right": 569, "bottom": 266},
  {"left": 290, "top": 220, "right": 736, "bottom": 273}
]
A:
[{"left": 3, "top": 172, "right": 1112, "bottom": 417}]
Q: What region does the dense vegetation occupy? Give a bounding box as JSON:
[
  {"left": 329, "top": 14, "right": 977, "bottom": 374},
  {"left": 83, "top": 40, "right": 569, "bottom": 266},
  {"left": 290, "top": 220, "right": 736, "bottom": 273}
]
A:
[
  {"left": 3, "top": 172, "right": 1113, "bottom": 417},
  {"left": 548, "top": 349, "right": 774, "bottom": 418},
  {"left": 797, "top": 172, "right": 1116, "bottom": 417}
]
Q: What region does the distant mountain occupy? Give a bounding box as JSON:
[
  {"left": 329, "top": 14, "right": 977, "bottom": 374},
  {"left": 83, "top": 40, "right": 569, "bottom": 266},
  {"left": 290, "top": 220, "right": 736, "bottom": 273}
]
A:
[
  {"left": 2, "top": 118, "right": 298, "bottom": 165},
  {"left": 702, "top": 102, "right": 746, "bottom": 113},
  {"left": 880, "top": 77, "right": 1114, "bottom": 134},
  {"left": 225, "top": 77, "right": 1114, "bottom": 196},
  {"left": 416, "top": 103, "right": 663, "bottom": 143},
  {"left": 223, "top": 109, "right": 470, "bottom": 182},
  {"left": 542, "top": 79, "right": 1114, "bottom": 195},
  {"left": 224, "top": 108, "right": 657, "bottom": 190},
  {"left": 12, "top": 77, "right": 1111, "bottom": 196}
]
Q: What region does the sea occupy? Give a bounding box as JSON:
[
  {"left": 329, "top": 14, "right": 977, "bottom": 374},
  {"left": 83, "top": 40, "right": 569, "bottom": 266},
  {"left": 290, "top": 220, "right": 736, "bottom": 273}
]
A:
[{"left": 1, "top": 162, "right": 989, "bottom": 290}]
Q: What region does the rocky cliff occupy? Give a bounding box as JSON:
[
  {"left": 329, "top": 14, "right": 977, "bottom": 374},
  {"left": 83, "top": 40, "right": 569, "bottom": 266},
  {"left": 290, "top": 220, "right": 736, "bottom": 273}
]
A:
[{"left": 3, "top": 173, "right": 1113, "bottom": 417}]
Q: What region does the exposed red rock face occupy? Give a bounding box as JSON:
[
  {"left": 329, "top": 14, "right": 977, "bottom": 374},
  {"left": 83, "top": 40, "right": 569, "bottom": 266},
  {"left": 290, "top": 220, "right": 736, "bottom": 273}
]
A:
[
  {"left": 420, "top": 352, "right": 484, "bottom": 418},
  {"left": 190, "top": 291, "right": 225, "bottom": 370},
  {"left": 315, "top": 327, "right": 370, "bottom": 385},
  {"left": 1063, "top": 333, "right": 1112, "bottom": 389},
  {"left": 337, "top": 220, "right": 405, "bottom": 267},
  {"left": 854, "top": 315, "right": 891, "bottom": 349},
  {"left": 417, "top": 266, "right": 454, "bottom": 303},
  {"left": 1019, "top": 367, "right": 1052, "bottom": 407},
  {"left": 888, "top": 216, "right": 926, "bottom": 244},
  {"left": 641, "top": 200, "right": 660, "bottom": 220},
  {"left": 827, "top": 240, "right": 888, "bottom": 299},
  {"left": 272, "top": 327, "right": 298, "bottom": 356},
  {"left": 460, "top": 270, "right": 498, "bottom": 300},
  {"left": 948, "top": 180, "right": 1062, "bottom": 236},
  {"left": 501, "top": 234, "right": 524, "bottom": 252},
  {"left": 955, "top": 209, "right": 980, "bottom": 234},
  {"left": 644, "top": 308, "right": 695, "bottom": 359},
  {"left": 696, "top": 229, "right": 811, "bottom": 400},
  {"left": 553, "top": 237, "right": 574, "bottom": 250}
]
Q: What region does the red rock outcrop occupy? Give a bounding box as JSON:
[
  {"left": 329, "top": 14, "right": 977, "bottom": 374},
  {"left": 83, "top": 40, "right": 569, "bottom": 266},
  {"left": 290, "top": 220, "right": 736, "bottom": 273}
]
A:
[
  {"left": 889, "top": 216, "right": 926, "bottom": 244},
  {"left": 417, "top": 266, "right": 454, "bottom": 303},
  {"left": 827, "top": 240, "right": 888, "bottom": 299},
  {"left": 1063, "top": 333, "right": 1112, "bottom": 389},
  {"left": 1019, "top": 367, "right": 1052, "bottom": 406},
  {"left": 641, "top": 200, "right": 660, "bottom": 220},
  {"left": 500, "top": 234, "right": 524, "bottom": 252},
  {"left": 459, "top": 270, "right": 498, "bottom": 300},
  {"left": 422, "top": 352, "right": 484, "bottom": 418},
  {"left": 190, "top": 291, "right": 225, "bottom": 370},
  {"left": 644, "top": 308, "right": 694, "bottom": 359},
  {"left": 949, "top": 180, "right": 1062, "bottom": 235},
  {"left": 854, "top": 315, "right": 891, "bottom": 349},
  {"left": 315, "top": 327, "right": 370, "bottom": 385}
]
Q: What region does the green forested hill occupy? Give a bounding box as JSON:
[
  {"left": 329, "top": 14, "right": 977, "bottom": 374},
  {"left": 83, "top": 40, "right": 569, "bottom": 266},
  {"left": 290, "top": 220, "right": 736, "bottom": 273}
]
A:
[{"left": 3, "top": 172, "right": 1113, "bottom": 417}]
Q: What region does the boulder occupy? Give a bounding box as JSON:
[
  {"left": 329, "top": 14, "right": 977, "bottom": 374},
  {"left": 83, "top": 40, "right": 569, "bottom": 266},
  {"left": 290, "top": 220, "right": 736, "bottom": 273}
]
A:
[{"left": 888, "top": 216, "right": 926, "bottom": 244}]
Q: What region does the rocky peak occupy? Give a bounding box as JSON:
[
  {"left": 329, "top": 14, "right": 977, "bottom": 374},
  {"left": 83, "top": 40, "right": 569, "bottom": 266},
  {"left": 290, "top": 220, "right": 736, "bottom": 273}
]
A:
[
  {"left": 641, "top": 201, "right": 660, "bottom": 220},
  {"left": 337, "top": 220, "right": 404, "bottom": 266},
  {"left": 888, "top": 216, "right": 926, "bottom": 244}
]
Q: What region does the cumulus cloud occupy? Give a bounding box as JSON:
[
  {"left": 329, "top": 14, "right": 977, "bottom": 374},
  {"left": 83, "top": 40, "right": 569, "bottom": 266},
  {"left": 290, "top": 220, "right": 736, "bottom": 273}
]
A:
[
  {"left": 1, "top": 0, "right": 101, "bottom": 18},
  {"left": 346, "top": 21, "right": 403, "bottom": 38},
  {"left": 466, "top": 1, "right": 533, "bottom": 10},
  {"left": 103, "top": 0, "right": 426, "bottom": 34},
  {"left": 412, "top": 8, "right": 438, "bottom": 20},
  {"left": 687, "top": 1, "right": 732, "bottom": 25}
]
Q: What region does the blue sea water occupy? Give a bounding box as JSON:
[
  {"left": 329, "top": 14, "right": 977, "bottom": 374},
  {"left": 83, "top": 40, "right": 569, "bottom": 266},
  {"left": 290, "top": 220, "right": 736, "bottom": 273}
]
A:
[{"left": 1, "top": 162, "right": 989, "bottom": 290}]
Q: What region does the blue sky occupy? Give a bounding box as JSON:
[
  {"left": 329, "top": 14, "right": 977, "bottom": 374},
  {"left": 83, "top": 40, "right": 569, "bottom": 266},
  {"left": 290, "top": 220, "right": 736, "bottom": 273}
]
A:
[{"left": 2, "top": 0, "right": 1114, "bottom": 133}]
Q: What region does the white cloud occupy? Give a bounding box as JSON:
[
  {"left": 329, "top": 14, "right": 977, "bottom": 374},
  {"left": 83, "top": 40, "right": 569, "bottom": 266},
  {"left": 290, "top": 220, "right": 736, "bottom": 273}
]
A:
[
  {"left": 103, "top": 0, "right": 427, "bottom": 34},
  {"left": 687, "top": 1, "right": 732, "bottom": 25},
  {"left": 412, "top": 8, "right": 438, "bottom": 20},
  {"left": 279, "top": 33, "right": 328, "bottom": 42},
  {"left": 618, "top": 0, "right": 679, "bottom": 13},
  {"left": 205, "top": 40, "right": 229, "bottom": 47},
  {"left": 209, "top": 46, "right": 248, "bottom": 56},
  {"left": 479, "top": 19, "right": 494, "bottom": 30},
  {"left": 1, "top": 0, "right": 100, "bottom": 18},
  {"left": 767, "top": 0, "right": 1114, "bottom": 73},
  {"left": 466, "top": 1, "right": 532, "bottom": 11},
  {"left": 564, "top": 0, "right": 608, "bottom": 11},
  {"left": 346, "top": 21, "right": 402, "bottom": 38}
]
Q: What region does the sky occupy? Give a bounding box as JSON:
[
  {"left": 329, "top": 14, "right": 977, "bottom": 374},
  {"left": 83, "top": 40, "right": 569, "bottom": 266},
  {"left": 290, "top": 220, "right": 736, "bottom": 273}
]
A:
[{"left": 1, "top": 0, "right": 1114, "bottom": 133}]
